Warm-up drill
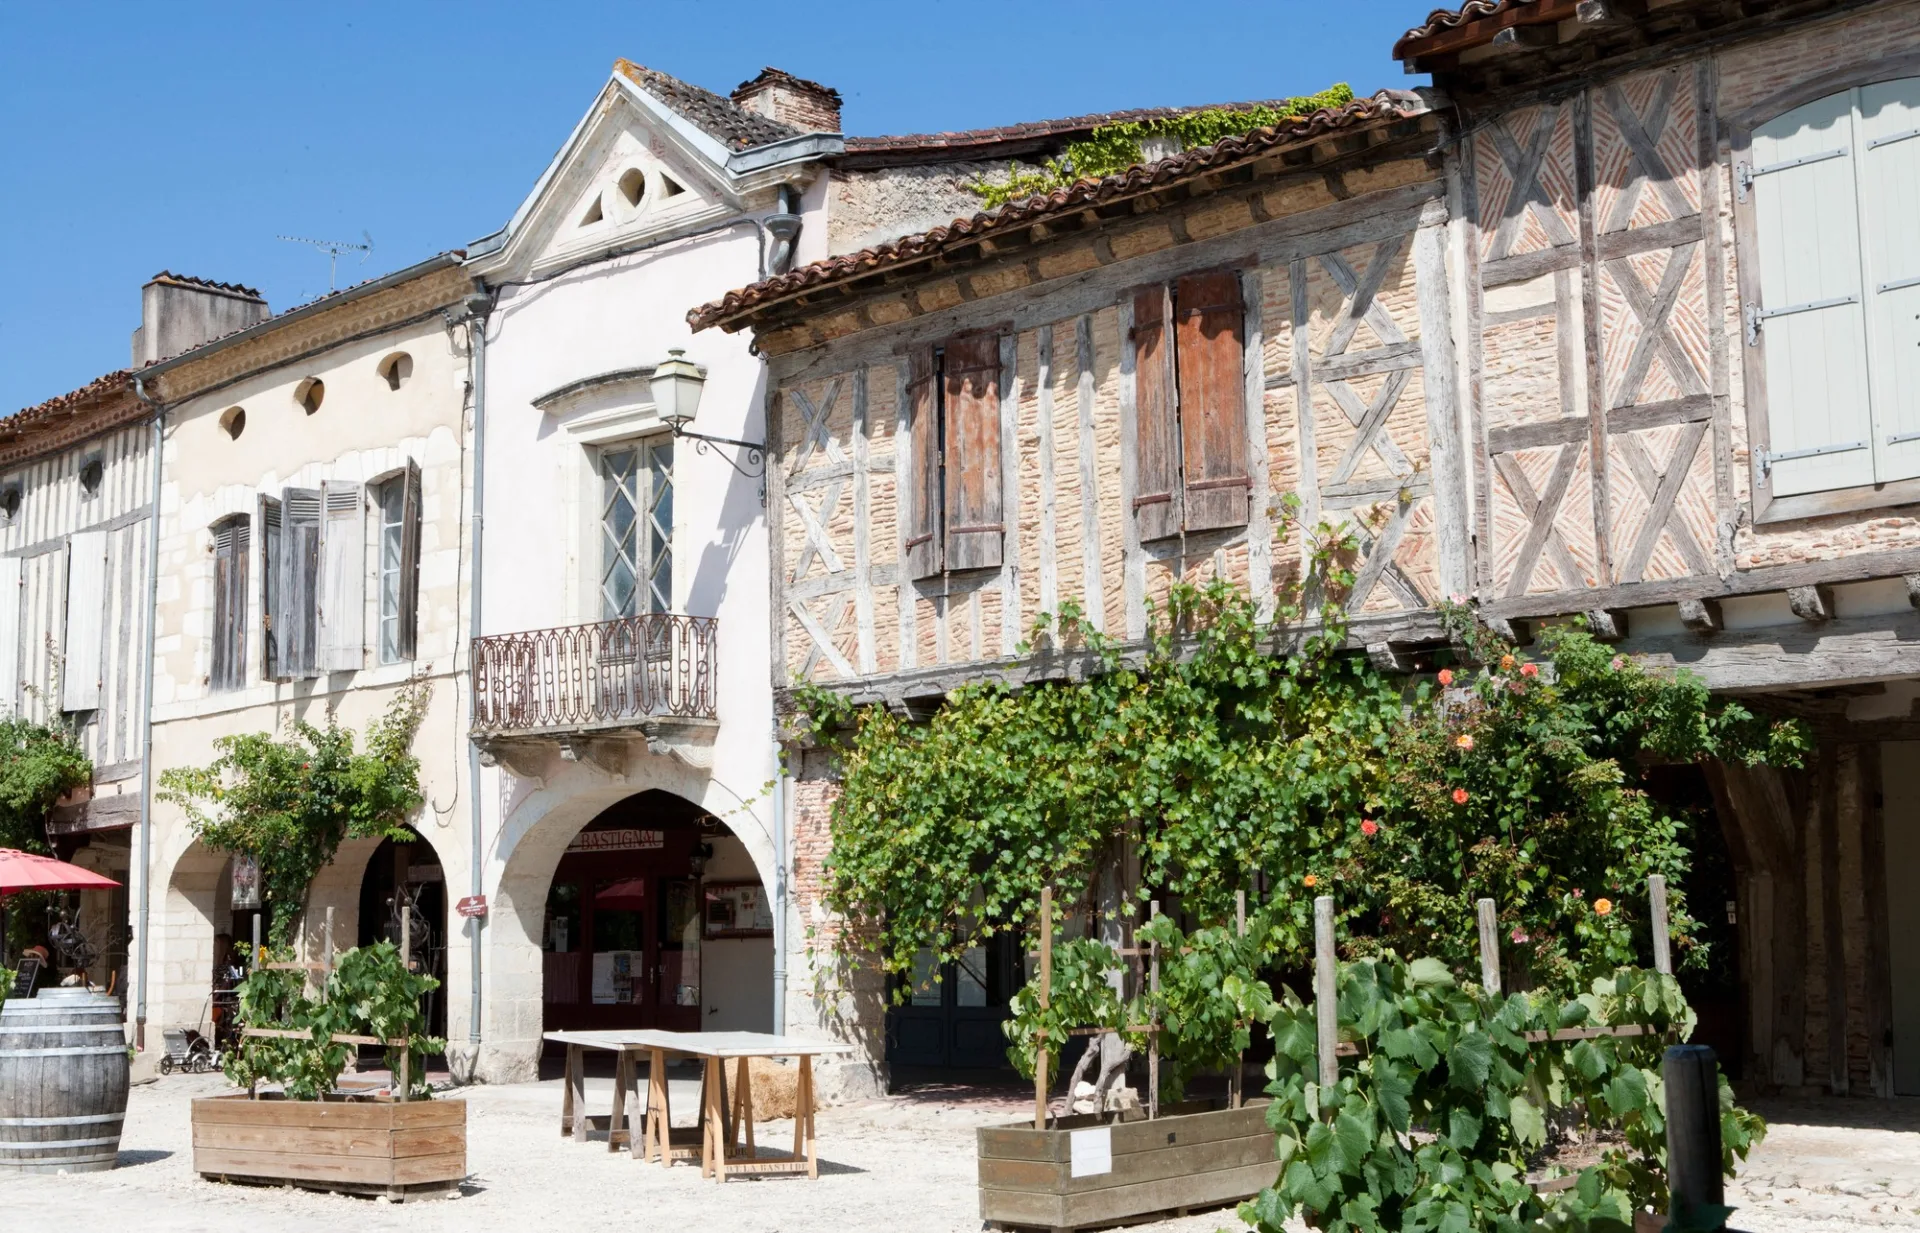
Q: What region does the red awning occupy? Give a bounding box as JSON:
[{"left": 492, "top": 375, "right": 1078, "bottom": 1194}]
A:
[{"left": 0, "top": 848, "right": 122, "bottom": 896}]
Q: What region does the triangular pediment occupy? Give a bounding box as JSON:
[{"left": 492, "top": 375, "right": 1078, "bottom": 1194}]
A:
[{"left": 478, "top": 78, "right": 746, "bottom": 280}]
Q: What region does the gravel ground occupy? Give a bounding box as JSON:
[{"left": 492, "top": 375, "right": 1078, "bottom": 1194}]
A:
[{"left": 4, "top": 1075, "right": 1914, "bottom": 1232}]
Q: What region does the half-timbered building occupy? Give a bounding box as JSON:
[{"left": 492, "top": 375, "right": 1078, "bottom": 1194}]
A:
[{"left": 698, "top": 0, "right": 1920, "bottom": 1098}]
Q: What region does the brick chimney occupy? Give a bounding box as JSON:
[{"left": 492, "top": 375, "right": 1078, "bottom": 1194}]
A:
[
  {"left": 731, "top": 67, "right": 842, "bottom": 134},
  {"left": 131, "top": 272, "right": 269, "bottom": 367}
]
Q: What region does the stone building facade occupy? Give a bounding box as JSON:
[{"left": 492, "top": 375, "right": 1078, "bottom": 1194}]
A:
[{"left": 698, "top": 0, "right": 1920, "bottom": 1097}]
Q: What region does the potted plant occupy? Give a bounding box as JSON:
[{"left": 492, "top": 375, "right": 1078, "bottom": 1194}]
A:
[{"left": 191, "top": 938, "right": 466, "bottom": 1200}]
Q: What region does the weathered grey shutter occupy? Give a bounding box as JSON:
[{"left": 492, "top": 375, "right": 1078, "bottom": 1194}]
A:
[
  {"left": 1131, "top": 285, "right": 1181, "bottom": 542},
  {"left": 904, "top": 347, "right": 943, "bottom": 579},
  {"left": 1174, "top": 271, "right": 1252, "bottom": 531},
  {"left": 259, "top": 494, "right": 281, "bottom": 679},
  {"left": 61, "top": 529, "right": 106, "bottom": 710},
  {"left": 318, "top": 481, "right": 365, "bottom": 671},
  {"left": 397, "top": 460, "right": 422, "bottom": 660},
  {"left": 1749, "top": 91, "right": 1874, "bottom": 497},
  {"left": 210, "top": 517, "right": 249, "bottom": 691},
  {"left": 280, "top": 487, "right": 322, "bottom": 679},
  {"left": 1858, "top": 77, "right": 1920, "bottom": 483},
  {"left": 0, "top": 555, "right": 20, "bottom": 713},
  {"left": 942, "top": 335, "right": 1004, "bottom": 571}
]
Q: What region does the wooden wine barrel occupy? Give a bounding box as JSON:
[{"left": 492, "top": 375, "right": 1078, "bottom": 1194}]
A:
[{"left": 0, "top": 987, "right": 129, "bottom": 1172}]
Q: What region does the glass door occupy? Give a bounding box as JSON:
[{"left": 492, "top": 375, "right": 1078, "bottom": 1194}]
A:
[{"left": 655, "top": 875, "right": 701, "bottom": 1031}]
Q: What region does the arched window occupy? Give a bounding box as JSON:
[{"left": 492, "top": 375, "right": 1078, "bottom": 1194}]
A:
[
  {"left": 220, "top": 406, "right": 246, "bottom": 440},
  {"left": 618, "top": 168, "right": 646, "bottom": 209},
  {"left": 295, "top": 378, "right": 325, "bottom": 415}
]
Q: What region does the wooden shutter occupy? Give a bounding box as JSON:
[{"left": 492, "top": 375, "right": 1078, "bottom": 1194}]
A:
[
  {"left": 280, "top": 488, "right": 322, "bottom": 679},
  {"left": 318, "top": 482, "right": 365, "bottom": 672},
  {"left": 61, "top": 529, "right": 106, "bottom": 710},
  {"left": 259, "top": 494, "right": 281, "bottom": 679},
  {"left": 1132, "top": 285, "right": 1181, "bottom": 542},
  {"left": 1858, "top": 77, "right": 1920, "bottom": 483},
  {"left": 0, "top": 556, "right": 20, "bottom": 714},
  {"left": 396, "top": 460, "right": 422, "bottom": 660},
  {"left": 1174, "top": 271, "right": 1251, "bottom": 531},
  {"left": 210, "top": 518, "right": 249, "bottom": 691},
  {"left": 904, "top": 347, "right": 943, "bottom": 579},
  {"left": 1749, "top": 91, "right": 1874, "bottom": 497},
  {"left": 942, "top": 335, "right": 1004, "bottom": 571}
]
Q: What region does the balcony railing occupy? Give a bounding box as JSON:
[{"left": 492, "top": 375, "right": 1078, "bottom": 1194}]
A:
[{"left": 471, "top": 613, "right": 717, "bottom": 734}]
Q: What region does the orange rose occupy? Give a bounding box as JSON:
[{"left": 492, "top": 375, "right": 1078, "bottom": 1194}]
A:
[
  {"left": 1303, "top": 874, "right": 1317, "bottom": 888},
  {"left": 1452, "top": 788, "right": 1470, "bottom": 805},
  {"left": 1500, "top": 655, "right": 1515, "bottom": 671},
  {"left": 1593, "top": 898, "right": 1613, "bottom": 916},
  {"left": 1520, "top": 662, "right": 1538, "bottom": 678},
  {"left": 1437, "top": 669, "right": 1454, "bottom": 686},
  {"left": 1456, "top": 734, "right": 1475, "bottom": 750}
]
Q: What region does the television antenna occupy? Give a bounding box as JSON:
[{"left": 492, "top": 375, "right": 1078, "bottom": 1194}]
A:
[{"left": 277, "top": 231, "right": 374, "bottom": 292}]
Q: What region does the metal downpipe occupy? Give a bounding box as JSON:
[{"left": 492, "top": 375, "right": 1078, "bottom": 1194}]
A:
[
  {"left": 130, "top": 376, "right": 165, "bottom": 1052},
  {"left": 463, "top": 289, "right": 491, "bottom": 1052}
]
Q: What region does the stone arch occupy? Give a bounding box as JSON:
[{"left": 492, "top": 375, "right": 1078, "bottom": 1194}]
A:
[
  {"left": 153, "top": 838, "right": 231, "bottom": 1040},
  {"left": 476, "top": 756, "right": 776, "bottom": 1081}
]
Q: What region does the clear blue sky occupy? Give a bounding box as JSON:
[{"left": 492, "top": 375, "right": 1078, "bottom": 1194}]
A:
[{"left": 0, "top": 1, "right": 1440, "bottom": 413}]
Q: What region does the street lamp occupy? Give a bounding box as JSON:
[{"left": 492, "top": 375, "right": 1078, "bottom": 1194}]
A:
[{"left": 652, "top": 348, "right": 765, "bottom": 479}]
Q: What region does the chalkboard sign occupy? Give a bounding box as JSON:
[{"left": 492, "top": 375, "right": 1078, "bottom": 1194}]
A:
[{"left": 9, "top": 954, "right": 43, "bottom": 999}]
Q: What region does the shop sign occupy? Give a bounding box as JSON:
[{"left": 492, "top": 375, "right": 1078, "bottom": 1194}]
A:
[
  {"left": 455, "top": 894, "right": 489, "bottom": 919},
  {"left": 565, "top": 828, "right": 665, "bottom": 854}
]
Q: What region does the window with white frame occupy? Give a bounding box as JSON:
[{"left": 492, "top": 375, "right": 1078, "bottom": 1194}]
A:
[
  {"left": 599, "top": 438, "right": 673, "bottom": 619},
  {"left": 1744, "top": 76, "right": 1920, "bottom": 501},
  {"left": 374, "top": 463, "right": 421, "bottom": 663}
]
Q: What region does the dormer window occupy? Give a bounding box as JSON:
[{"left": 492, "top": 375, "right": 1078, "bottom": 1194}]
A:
[{"left": 618, "top": 169, "right": 646, "bottom": 209}]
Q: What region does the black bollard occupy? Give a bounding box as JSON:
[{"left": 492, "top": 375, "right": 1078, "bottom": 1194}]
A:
[{"left": 1664, "top": 1044, "right": 1724, "bottom": 1231}]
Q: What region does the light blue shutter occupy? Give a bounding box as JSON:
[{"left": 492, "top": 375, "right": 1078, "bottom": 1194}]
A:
[
  {"left": 1750, "top": 92, "right": 1874, "bottom": 497},
  {"left": 62, "top": 529, "right": 106, "bottom": 710},
  {"left": 1858, "top": 77, "right": 1920, "bottom": 483},
  {"left": 0, "top": 556, "right": 19, "bottom": 714},
  {"left": 318, "top": 482, "right": 365, "bottom": 672}
]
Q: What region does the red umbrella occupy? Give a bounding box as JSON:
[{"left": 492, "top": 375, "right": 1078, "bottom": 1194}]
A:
[
  {"left": 0, "top": 848, "right": 122, "bottom": 896},
  {"left": 594, "top": 878, "right": 648, "bottom": 911}
]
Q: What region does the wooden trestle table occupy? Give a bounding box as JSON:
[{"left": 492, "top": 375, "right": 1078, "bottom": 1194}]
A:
[{"left": 541, "top": 1029, "right": 854, "bottom": 1180}]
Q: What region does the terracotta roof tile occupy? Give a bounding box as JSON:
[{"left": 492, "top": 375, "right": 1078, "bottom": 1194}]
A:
[
  {"left": 689, "top": 91, "right": 1427, "bottom": 333},
  {"left": 148, "top": 270, "right": 265, "bottom": 300},
  {"left": 0, "top": 370, "right": 141, "bottom": 466},
  {"left": 1392, "top": 0, "right": 1571, "bottom": 59},
  {"left": 615, "top": 58, "right": 800, "bottom": 151}
]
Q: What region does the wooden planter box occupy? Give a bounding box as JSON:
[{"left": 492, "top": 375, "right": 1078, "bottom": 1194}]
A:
[
  {"left": 192, "top": 1094, "right": 466, "bottom": 1200},
  {"left": 978, "top": 1100, "right": 1277, "bottom": 1232}
]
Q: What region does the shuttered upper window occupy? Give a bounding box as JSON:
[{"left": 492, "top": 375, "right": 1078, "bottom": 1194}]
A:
[
  {"left": 905, "top": 337, "right": 1005, "bottom": 580},
  {"left": 210, "top": 515, "right": 250, "bottom": 692},
  {"left": 1746, "top": 77, "right": 1920, "bottom": 499},
  {"left": 1131, "top": 272, "right": 1251, "bottom": 538}
]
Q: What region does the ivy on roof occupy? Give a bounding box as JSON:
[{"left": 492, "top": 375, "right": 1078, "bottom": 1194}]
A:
[{"left": 967, "top": 83, "right": 1357, "bottom": 210}]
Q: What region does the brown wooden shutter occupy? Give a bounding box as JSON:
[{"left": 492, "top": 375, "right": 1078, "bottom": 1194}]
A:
[
  {"left": 259, "top": 494, "right": 281, "bottom": 679},
  {"left": 942, "top": 335, "right": 1004, "bottom": 571},
  {"left": 1131, "top": 285, "right": 1181, "bottom": 541},
  {"left": 280, "top": 487, "right": 322, "bottom": 679},
  {"left": 903, "top": 347, "right": 943, "bottom": 580},
  {"left": 1174, "top": 271, "right": 1251, "bottom": 532},
  {"left": 211, "top": 516, "right": 250, "bottom": 691},
  {"left": 397, "top": 460, "right": 422, "bottom": 660}
]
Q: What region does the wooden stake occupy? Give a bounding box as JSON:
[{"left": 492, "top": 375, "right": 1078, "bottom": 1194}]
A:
[
  {"left": 1648, "top": 874, "right": 1672, "bottom": 976},
  {"left": 399, "top": 890, "right": 412, "bottom": 1103},
  {"left": 1231, "top": 890, "right": 1247, "bottom": 1109},
  {"left": 1035, "top": 886, "right": 1052, "bottom": 1130},
  {"left": 1477, "top": 898, "right": 1502, "bottom": 995},
  {"left": 251, "top": 912, "right": 262, "bottom": 967},
  {"left": 1314, "top": 896, "right": 1337, "bottom": 1091},
  {"left": 323, "top": 905, "right": 335, "bottom": 975},
  {"left": 1148, "top": 899, "right": 1161, "bottom": 1122}
]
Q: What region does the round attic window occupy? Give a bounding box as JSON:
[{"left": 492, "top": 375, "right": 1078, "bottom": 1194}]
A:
[
  {"left": 295, "top": 377, "right": 325, "bottom": 415},
  {"left": 220, "top": 406, "right": 246, "bottom": 439},
  {"left": 379, "top": 352, "right": 413, "bottom": 391},
  {"left": 0, "top": 486, "right": 20, "bottom": 520}
]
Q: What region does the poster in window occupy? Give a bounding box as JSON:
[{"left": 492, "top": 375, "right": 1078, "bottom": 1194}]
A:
[{"left": 702, "top": 881, "right": 774, "bottom": 938}]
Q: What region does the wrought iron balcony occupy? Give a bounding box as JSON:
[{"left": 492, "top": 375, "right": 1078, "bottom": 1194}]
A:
[{"left": 471, "top": 613, "right": 718, "bottom": 736}]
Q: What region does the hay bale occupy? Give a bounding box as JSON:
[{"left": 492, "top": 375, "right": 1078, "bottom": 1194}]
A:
[{"left": 740, "top": 1056, "right": 806, "bottom": 1121}]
